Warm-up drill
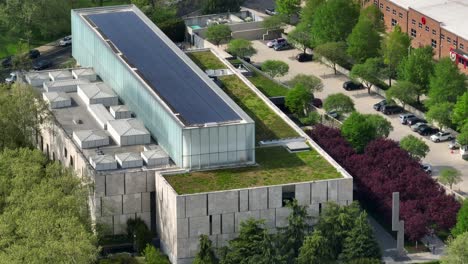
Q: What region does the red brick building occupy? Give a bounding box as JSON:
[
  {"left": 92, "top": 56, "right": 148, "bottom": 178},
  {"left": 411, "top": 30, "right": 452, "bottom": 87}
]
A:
[{"left": 372, "top": 0, "right": 468, "bottom": 74}]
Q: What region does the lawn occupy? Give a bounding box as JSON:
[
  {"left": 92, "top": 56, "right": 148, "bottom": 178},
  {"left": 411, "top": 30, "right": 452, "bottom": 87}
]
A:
[
  {"left": 165, "top": 146, "right": 341, "bottom": 194},
  {"left": 247, "top": 71, "right": 290, "bottom": 97},
  {"left": 187, "top": 51, "right": 298, "bottom": 142}
]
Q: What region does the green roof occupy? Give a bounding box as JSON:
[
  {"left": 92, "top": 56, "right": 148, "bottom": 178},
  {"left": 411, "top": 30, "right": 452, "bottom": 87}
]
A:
[{"left": 165, "top": 146, "right": 342, "bottom": 194}]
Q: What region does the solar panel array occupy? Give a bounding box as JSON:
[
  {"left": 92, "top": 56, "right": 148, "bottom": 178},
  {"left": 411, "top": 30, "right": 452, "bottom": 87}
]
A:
[{"left": 85, "top": 11, "right": 241, "bottom": 126}]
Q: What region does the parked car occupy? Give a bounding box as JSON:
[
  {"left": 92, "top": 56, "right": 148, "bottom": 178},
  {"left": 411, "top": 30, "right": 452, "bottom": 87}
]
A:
[
  {"left": 1, "top": 56, "right": 12, "bottom": 68},
  {"left": 343, "top": 81, "right": 364, "bottom": 91},
  {"left": 29, "top": 49, "right": 40, "bottom": 59},
  {"left": 5, "top": 72, "right": 17, "bottom": 84},
  {"left": 421, "top": 164, "right": 432, "bottom": 175},
  {"left": 265, "top": 8, "right": 277, "bottom": 15},
  {"left": 296, "top": 53, "right": 313, "bottom": 62},
  {"left": 273, "top": 42, "right": 293, "bottom": 51},
  {"left": 406, "top": 117, "right": 426, "bottom": 126},
  {"left": 312, "top": 98, "right": 323, "bottom": 108},
  {"left": 33, "top": 60, "right": 52, "bottom": 70},
  {"left": 449, "top": 140, "right": 461, "bottom": 150},
  {"left": 327, "top": 110, "right": 339, "bottom": 119},
  {"left": 430, "top": 131, "right": 454, "bottom": 142},
  {"left": 59, "top": 36, "right": 72, "bottom": 46},
  {"left": 373, "top": 100, "right": 387, "bottom": 111},
  {"left": 267, "top": 38, "right": 286, "bottom": 48},
  {"left": 411, "top": 122, "right": 428, "bottom": 132},
  {"left": 417, "top": 126, "right": 439, "bottom": 136},
  {"left": 381, "top": 105, "right": 404, "bottom": 115},
  {"left": 399, "top": 113, "right": 416, "bottom": 124}
]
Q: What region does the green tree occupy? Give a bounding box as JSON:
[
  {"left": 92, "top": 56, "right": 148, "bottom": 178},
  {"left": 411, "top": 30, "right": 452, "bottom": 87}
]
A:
[
  {"left": 339, "top": 211, "right": 381, "bottom": 262},
  {"left": 347, "top": 258, "right": 382, "bottom": 264},
  {"left": 359, "top": 5, "right": 384, "bottom": 32},
  {"left": 144, "top": 244, "right": 170, "bottom": 264},
  {"left": 441, "top": 232, "right": 468, "bottom": 264},
  {"left": 300, "top": 0, "right": 326, "bottom": 26},
  {"left": 297, "top": 230, "right": 334, "bottom": 264},
  {"left": 311, "top": 0, "right": 360, "bottom": 46},
  {"left": 12, "top": 41, "right": 32, "bottom": 70},
  {"left": 398, "top": 46, "right": 434, "bottom": 103},
  {"left": 299, "top": 111, "right": 321, "bottom": 126},
  {"left": 452, "top": 200, "right": 468, "bottom": 238},
  {"left": 277, "top": 200, "right": 311, "bottom": 262},
  {"left": 226, "top": 38, "right": 256, "bottom": 58},
  {"left": 341, "top": 112, "right": 377, "bottom": 152},
  {"left": 127, "top": 218, "right": 152, "bottom": 253},
  {"left": 381, "top": 25, "right": 411, "bottom": 86},
  {"left": 288, "top": 22, "right": 313, "bottom": 54},
  {"left": 194, "top": 235, "right": 218, "bottom": 264},
  {"left": 427, "top": 58, "right": 467, "bottom": 107},
  {"left": 314, "top": 41, "right": 349, "bottom": 74},
  {"left": 452, "top": 92, "right": 468, "bottom": 130},
  {"left": 426, "top": 102, "right": 454, "bottom": 129},
  {"left": 0, "top": 83, "right": 50, "bottom": 151},
  {"left": 288, "top": 74, "right": 323, "bottom": 94},
  {"left": 0, "top": 149, "right": 98, "bottom": 263},
  {"left": 347, "top": 18, "right": 381, "bottom": 64},
  {"left": 262, "top": 14, "right": 288, "bottom": 30},
  {"left": 202, "top": 0, "right": 244, "bottom": 14},
  {"left": 365, "top": 114, "right": 393, "bottom": 138},
  {"left": 206, "top": 24, "right": 232, "bottom": 46},
  {"left": 261, "top": 60, "right": 289, "bottom": 78},
  {"left": 286, "top": 84, "right": 312, "bottom": 116},
  {"left": 458, "top": 124, "right": 468, "bottom": 146},
  {"left": 399, "top": 135, "right": 430, "bottom": 160},
  {"left": 350, "top": 58, "right": 384, "bottom": 94},
  {"left": 323, "top": 93, "right": 355, "bottom": 116},
  {"left": 439, "top": 168, "right": 462, "bottom": 190},
  {"left": 275, "top": 0, "right": 301, "bottom": 17},
  {"left": 386, "top": 80, "right": 419, "bottom": 107}
]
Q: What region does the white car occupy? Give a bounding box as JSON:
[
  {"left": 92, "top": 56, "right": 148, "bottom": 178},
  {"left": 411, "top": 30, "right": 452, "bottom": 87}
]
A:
[
  {"left": 5, "top": 72, "right": 16, "bottom": 84},
  {"left": 399, "top": 113, "right": 415, "bottom": 124},
  {"left": 430, "top": 131, "right": 454, "bottom": 142},
  {"left": 267, "top": 38, "right": 286, "bottom": 48},
  {"left": 59, "top": 36, "right": 72, "bottom": 46}
]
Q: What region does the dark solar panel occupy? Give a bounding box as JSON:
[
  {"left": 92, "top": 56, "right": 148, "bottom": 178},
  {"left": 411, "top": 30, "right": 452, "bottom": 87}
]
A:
[{"left": 85, "top": 11, "right": 241, "bottom": 125}]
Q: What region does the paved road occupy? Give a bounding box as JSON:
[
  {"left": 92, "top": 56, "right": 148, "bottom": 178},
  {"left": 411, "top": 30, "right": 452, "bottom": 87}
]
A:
[{"left": 250, "top": 40, "right": 468, "bottom": 196}]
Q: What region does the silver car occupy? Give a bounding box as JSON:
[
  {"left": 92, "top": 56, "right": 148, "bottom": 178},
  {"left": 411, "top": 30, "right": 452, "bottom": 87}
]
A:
[
  {"left": 5, "top": 72, "right": 16, "bottom": 84},
  {"left": 411, "top": 122, "right": 427, "bottom": 132}
]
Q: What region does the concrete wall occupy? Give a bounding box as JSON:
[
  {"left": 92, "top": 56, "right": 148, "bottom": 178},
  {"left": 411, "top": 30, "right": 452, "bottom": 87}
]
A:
[{"left": 156, "top": 172, "right": 353, "bottom": 264}]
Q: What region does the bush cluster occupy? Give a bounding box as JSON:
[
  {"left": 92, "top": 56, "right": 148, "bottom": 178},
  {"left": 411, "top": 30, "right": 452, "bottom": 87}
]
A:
[{"left": 309, "top": 125, "right": 460, "bottom": 241}]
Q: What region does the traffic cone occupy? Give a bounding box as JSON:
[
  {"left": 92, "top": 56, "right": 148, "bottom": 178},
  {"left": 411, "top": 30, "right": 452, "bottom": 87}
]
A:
[{"left": 451, "top": 149, "right": 454, "bottom": 154}]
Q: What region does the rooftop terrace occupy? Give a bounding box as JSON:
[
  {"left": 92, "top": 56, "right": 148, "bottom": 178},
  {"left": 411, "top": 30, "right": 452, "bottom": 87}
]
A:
[{"left": 165, "top": 146, "right": 342, "bottom": 194}]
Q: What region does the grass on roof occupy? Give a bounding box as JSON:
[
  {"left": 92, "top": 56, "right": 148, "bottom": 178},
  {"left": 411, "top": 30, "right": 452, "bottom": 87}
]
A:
[
  {"left": 246, "top": 69, "right": 290, "bottom": 97},
  {"left": 165, "top": 146, "right": 341, "bottom": 194},
  {"left": 187, "top": 51, "right": 226, "bottom": 70},
  {"left": 187, "top": 51, "right": 298, "bottom": 142}
]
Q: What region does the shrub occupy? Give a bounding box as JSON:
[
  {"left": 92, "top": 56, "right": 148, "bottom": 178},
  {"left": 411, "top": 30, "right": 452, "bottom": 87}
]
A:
[{"left": 127, "top": 218, "right": 152, "bottom": 253}]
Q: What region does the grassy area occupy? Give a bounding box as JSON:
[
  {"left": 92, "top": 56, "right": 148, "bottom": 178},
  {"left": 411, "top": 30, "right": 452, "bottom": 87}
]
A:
[
  {"left": 247, "top": 71, "right": 290, "bottom": 97},
  {"left": 165, "top": 146, "right": 341, "bottom": 194},
  {"left": 187, "top": 51, "right": 226, "bottom": 70}
]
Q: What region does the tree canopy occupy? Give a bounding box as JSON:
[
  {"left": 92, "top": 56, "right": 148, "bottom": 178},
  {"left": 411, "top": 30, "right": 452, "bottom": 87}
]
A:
[
  {"left": 452, "top": 92, "right": 468, "bottom": 130},
  {"left": 275, "top": 0, "right": 301, "bottom": 17},
  {"left": 386, "top": 80, "right": 419, "bottom": 107},
  {"left": 288, "top": 22, "right": 313, "bottom": 53},
  {"left": 341, "top": 112, "right": 378, "bottom": 153},
  {"left": 399, "top": 135, "right": 430, "bottom": 160},
  {"left": 350, "top": 58, "right": 384, "bottom": 94},
  {"left": 439, "top": 168, "right": 462, "bottom": 190},
  {"left": 288, "top": 74, "right": 323, "bottom": 94},
  {"left": 226, "top": 38, "right": 256, "bottom": 58},
  {"left": 261, "top": 60, "right": 289, "bottom": 78},
  {"left": 206, "top": 24, "right": 232, "bottom": 46},
  {"left": 193, "top": 235, "right": 218, "bottom": 264},
  {"left": 426, "top": 102, "right": 454, "bottom": 129},
  {"left": 452, "top": 200, "right": 468, "bottom": 238},
  {"left": 202, "top": 0, "right": 244, "bottom": 14},
  {"left": 300, "top": 0, "right": 326, "bottom": 26},
  {"left": 314, "top": 41, "right": 349, "bottom": 74},
  {"left": 346, "top": 17, "right": 381, "bottom": 64},
  {"left": 441, "top": 232, "right": 468, "bottom": 264},
  {"left": 427, "top": 58, "right": 467, "bottom": 107},
  {"left": 381, "top": 26, "right": 411, "bottom": 86},
  {"left": 323, "top": 93, "right": 355, "bottom": 115},
  {"left": 286, "top": 84, "right": 312, "bottom": 116}
]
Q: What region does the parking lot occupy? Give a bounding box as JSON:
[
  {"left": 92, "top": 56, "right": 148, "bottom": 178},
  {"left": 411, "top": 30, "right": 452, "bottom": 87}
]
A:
[{"left": 249, "top": 40, "right": 468, "bottom": 196}]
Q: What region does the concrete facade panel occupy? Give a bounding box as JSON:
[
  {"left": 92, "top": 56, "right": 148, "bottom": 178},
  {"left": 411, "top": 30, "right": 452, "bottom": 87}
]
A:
[
  {"left": 208, "top": 191, "right": 238, "bottom": 215},
  {"left": 295, "top": 183, "right": 311, "bottom": 205},
  {"left": 327, "top": 180, "right": 338, "bottom": 202},
  {"left": 177, "top": 218, "right": 189, "bottom": 239},
  {"left": 216, "top": 233, "right": 237, "bottom": 248},
  {"left": 125, "top": 171, "right": 147, "bottom": 194},
  {"left": 96, "top": 216, "right": 113, "bottom": 234},
  {"left": 338, "top": 178, "right": 353, "bottom": 202},
  {"left": 268, "top": 186, "right": 282, "bottom": 209},
  {"left": 146, "top": 171, "right": 155, "bottom": 192},
  {"left": 239, "top": 190, "right": 249, "bottom": 211},
  {"left": 221, "top": 213, "right": 235, "bottom": 234},
  {"left": 102, "top": 195, "right": 123, "bottom": 216},
  {"left": 235, "top": 210, "right": 260, "bottom": 232},
  {"left": 211, "top": 214, "right": 221, "bottom": 235},
  {"left": 123, "top": 193, "right": 142, "bottom": 214},
  {"left": 114, "top": 214, "right": 135, "bottom": 235},
  {"left": 185, "top": 194, "right": 207, "bottom": 217},
  {"left": 177, "top": 237, "right": 200, "bottom": 259},
  {"left": 188, "top": 216, "right": 210, "bottom": 238},
  {"left": 311, "top": 181, "right": 328, "bottom": 203},
  {"left": 106, "top": 173, "right": 125, "bottom": 196},
  {"left": 177, "top": 196, "right": 186, "bottom": 218},
  {"left": 275, "top": 207, "right": 291, "bottom": 228},
  {"left": 94, "top": 175, "right": 106, "bottom": 197},
  {"left": 260, "top": 209, "right": 276, "bottom": 229},
  {"left": 249, "top": 188, "right": 268, "bottom": 211},
  {"left": 137, "top": 212, "right": 151, "bottom": 228},
  {"left": 141, "top": 192, "right": 151, "bottom": 212}
]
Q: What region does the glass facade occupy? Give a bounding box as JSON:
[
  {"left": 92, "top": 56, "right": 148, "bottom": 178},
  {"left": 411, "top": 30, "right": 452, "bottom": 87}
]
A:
[{"left": 71, "top": 8, "right": 255, "bottom": 169}]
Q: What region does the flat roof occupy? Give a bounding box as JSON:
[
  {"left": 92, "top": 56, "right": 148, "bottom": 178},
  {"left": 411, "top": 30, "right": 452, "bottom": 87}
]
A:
[{"left": 81, "top": 9, "right": 242, "bottom": 126}]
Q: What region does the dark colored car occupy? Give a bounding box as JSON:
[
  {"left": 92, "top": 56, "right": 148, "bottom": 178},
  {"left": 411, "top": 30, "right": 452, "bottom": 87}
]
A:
[
  {"left": 29, "top": 49, "right": 40, "bottom": 59},
  {"left": 296, "top": 53, "right": 313, "bottom": 62},
  {"left": 273, "top": 42, "right": 292, "bottom": 51},
  {"left": 1, "top": 56, "right": 12, "bottom": 68},
  {"left": 373, "top": 100, "right": 387, "bottom": 111},
  {"left": 406, "top": 116, "right": 427, "bottom": 126},
  {"left": 312, "top": 98, "right": 323, "bottom": 108},
  {"left": 33, "top": 60, "right": 52, "bottom": 70},
  {"left": 417, "top": 126, "right": 440, "bottom": 136},
  {"left": 343, "top": 81, "right": 364, "bottom": 91},
  {"left": 265, "top": 8, "right": 277, "bottom": 15},
  {"left": 381, "top": 105, "right": 404, "bottom": 115}
]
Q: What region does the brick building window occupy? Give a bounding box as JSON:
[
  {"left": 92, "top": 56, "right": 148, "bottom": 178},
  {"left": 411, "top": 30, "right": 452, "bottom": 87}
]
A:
[
  {"left": 447, "top": 37, "right": 451, "bottom": 43},
  {"left": 432, "top": 29, "right": 436, "bottom": 35},
  {"left": 386, "top": 6, "right": 390, "bottom": 11},
  {"left": 460, "top": 43, "right": 464, "bottom": 50},
  {"left": 453, "top": 40, "right": 458, "bottom": 46},
  {"left": 399, "top": 13, "right": 403, "bottom": 18},
  {"left": 418, "top": 22, "right": 422, "bottom": 28},
  {"left": 374, "top": 0, "right": 378, "bottom": 4},
  {"left": 425, "top": 26, "right": 429, "bottom": 32},
  {"left": 380, "top": 3, "right": 383, "bottom": 8},
  {"left": 441, "top": 34, "right": 445, "bottom": 40},
  {"left": 411, "top": 29, "right": 417, "bottom": 38},
  {"left": 431, "top": 39, "right": 437, "bottom": 48},
  {"left": 391, "top": 19, "right": 397, "bottom": 26},
  {"left": 392, "top": 9, "right": 396, "bottom": 15},
  {"left": 459, "top": 57, "right": 465, "bottom": 64},
  {"left": 412, "top": 19, "right": 416, "bottom": 25}
]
